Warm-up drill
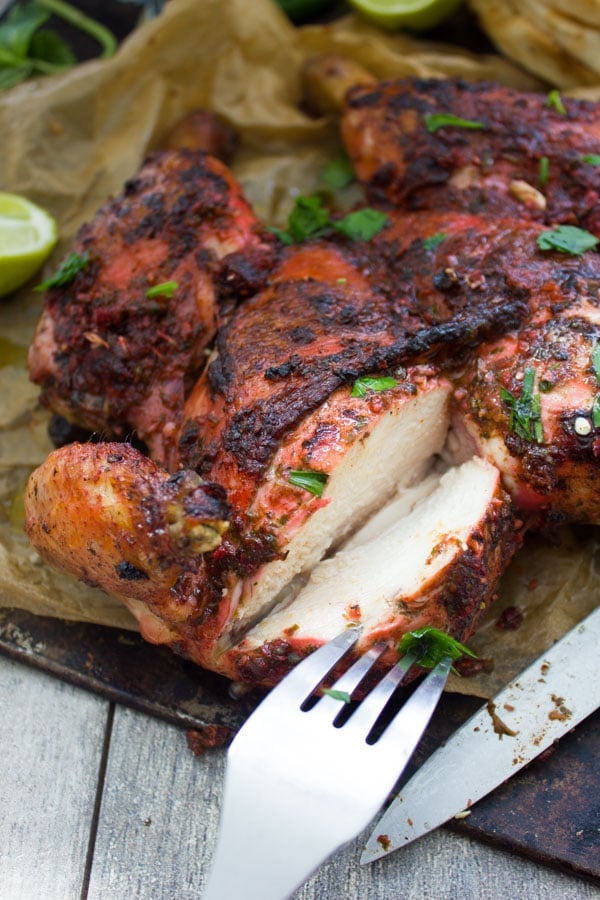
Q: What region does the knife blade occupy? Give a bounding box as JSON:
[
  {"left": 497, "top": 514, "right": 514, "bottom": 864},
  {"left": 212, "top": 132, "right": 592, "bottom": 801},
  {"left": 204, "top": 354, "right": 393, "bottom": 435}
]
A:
[{"left": 361, "top": 605, "right": 600, "bottom": 864}]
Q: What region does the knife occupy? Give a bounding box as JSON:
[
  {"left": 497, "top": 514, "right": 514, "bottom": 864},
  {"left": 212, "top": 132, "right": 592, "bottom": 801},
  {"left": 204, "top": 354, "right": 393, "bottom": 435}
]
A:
[{"left": 361, "top": 605, "right": 600, "bottom": 864}]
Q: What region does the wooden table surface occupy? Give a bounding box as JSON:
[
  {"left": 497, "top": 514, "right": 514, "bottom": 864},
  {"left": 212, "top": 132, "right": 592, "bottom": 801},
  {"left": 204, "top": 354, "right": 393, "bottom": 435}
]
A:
[{"left": 1, "top": 653, "right": 596, "bottom": 900}]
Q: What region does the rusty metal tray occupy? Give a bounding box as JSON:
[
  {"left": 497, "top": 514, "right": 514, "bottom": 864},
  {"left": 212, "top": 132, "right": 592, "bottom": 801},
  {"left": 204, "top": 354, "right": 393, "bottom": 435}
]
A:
[{"left": 0, "top": 607, "right": 597, "bottom": 885}]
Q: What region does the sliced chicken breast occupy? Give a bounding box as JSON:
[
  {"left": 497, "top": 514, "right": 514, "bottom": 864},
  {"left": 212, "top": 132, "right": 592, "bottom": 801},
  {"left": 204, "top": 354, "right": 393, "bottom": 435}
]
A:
[{"left": 220, "top": 457, "right": 520, "bottom": 686}]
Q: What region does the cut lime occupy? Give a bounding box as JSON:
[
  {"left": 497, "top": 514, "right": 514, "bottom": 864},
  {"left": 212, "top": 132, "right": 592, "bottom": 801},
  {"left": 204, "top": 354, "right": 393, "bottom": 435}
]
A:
[
  {"left": 347, "top": 0, "right": 463, "bottom": 31},
  {"left": 0, "top": 192, "right": 58, "bottom": 298}
]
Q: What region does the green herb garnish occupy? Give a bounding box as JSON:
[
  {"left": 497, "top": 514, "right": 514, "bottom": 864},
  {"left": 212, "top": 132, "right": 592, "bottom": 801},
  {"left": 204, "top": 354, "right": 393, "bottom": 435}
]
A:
[
  {"left": 424, "top": 113, "right": 485, "bottom": 134},
  {"left": 546, "top": 89, "right": 566, "bottom": 115},
  {"left": 333, "top": 208, "right": 388, "bottom": 241},
  {"left": 35, "top": 250, "right": 89, "bottom": 290},
  {"left": 321, "top": 153, "right": 355, "bottom": 191},
  {"left": 589, "top": 344, "right": 600, "bottom": 429},
  {"left": 146, "top": 280, "right": 178, "bottom": 299},
  {"left": 350, "top": 375, "right": 398, "bottom": 397},
  {"left": 583, "top": 154, "right": 600, "bottom": 166},
  {"left": 423, "top": 232, "right": 447, "bottom": 251},
  {"left": 500, "top": 367, "right": 544, "bottom": 443},
  {"left": 272, "top": 195, "right": 387, "bottom": 245},
  {"left": 398, "top": 626, "right": 476, "bottom": 671},
  {"left": 538, "top": 156, "right": 549, "bottom": 187},
  {"left": 322, "top": 688, "right": 351, "bottom": 703},
  {"left": 537, "top": 225, "right": 599, "bottom": 256},
  {"left": 591, "top": 343, "right": 600, "bottom": 385},
  {"left": 287, "top": 469, "right": 328, "bottom": 497},
  {"left": 424, "top": 232, "right": 447, "bottom": 252},
  {"left": 0, "top": 1, "right": 116, "bottom": 91},
  {"left": 283, "top": 195, "right": 332, "bottom": 243}
]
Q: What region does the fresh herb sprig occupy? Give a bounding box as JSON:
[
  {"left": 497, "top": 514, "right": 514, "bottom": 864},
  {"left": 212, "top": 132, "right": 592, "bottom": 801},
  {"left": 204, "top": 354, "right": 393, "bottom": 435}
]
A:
[
  {"left": 146, "top": 280, "right": 179, "bottom": 299},
  {"left": 272, "top": 194, "right": 387, "bottom": 245},
  {"left": 546, "top": 89, "right": 566, "bottom": 115},
  {"left": 398, "top": 626, "right": 476, "bottom": 671},
  {"left": 35, "top": 250, "right": 89, "bottom": 290},
  {"left": 321, "top": 153, "right": 355, "bottom": 191},
  {"left": 424, "top": 113, "right": 485, "bottom": 134},
  {"left": 0, "top": 0, "right": 116, "bottom": 92},
  {"left": 500, "top": 367, "right": 544, "bottom": 444},
  {"left": 590, "top": 343, "right": 600, "bottom": 429},
  {"left": 537, "top": 225, "right": 599, "bottom": 256},
  {"left": 350, "top": 375, "right": 398, "bottom": 397},
  {"left": 423, "top": 232, "right": 447, "bottom": 251},
  {"left": 321, "top": 688, "right": 351, "bottom": 703},
  {"left": 287, "top": 469, "right": 328, "bottom": 497}
]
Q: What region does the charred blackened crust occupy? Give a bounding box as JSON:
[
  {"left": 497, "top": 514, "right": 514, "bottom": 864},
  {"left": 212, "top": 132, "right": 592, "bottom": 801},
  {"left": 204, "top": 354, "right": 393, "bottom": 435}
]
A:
[{"left": 343, "top": 79, "right": 600, "bottom": 230}]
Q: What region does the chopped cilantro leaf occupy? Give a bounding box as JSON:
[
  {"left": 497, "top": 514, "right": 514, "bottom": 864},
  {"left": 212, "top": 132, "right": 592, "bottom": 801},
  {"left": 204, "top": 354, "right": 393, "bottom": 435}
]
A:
[
  {"left": 538, "top": 156, "right": 549, "bottom": 187},
  {"left": 583, "top": 154, "right": 600, "bottom": 166},
  {"left": 424, "top": 113, "right": 485, "bottom": 134},
  {"left": 333, "top": 208, "right": 388, "bottom": 241},
  {"left": 546, "top": 89, "right": 566, "bottom": 115},
  {"left": 537, "top": 225, "right": 599, "bottom": 256},
  {"left": 287, "top": 469, "right": 328, "bottom": 497},
  {"left": 500, "top": 367, "right": 544, "bottom": 443},
  {"left": 398, "top": 626, "right": 476, "bottom": 671},
  {"left": 272, "top": 195, "right": 387, "bottom": 244},
  {"left": 146, "top": 280, "right": 178, "bottom": 299},
  {"left": 592, "top": 343, "right": 600, "bottom": 385},
  {"left": 423, "top": 232, "right": 447, "bottom": 251},
  {"left": 321, "top": 153, "right": 355, "bottom": 191},
  {"left": 592, "top": 395, "right": 600, "bottom": 429},
  {"left": 288, "top": 195, "right": 331, "bottom": 242},
  {"left": 322, "top": 688, "right": 351, "bottom": 703},
  {"left": 35, "top": 251, "right": 89, "bottom": 291},
  {"left": 351, "top": 375, "right": 398, "bottom": 397}
]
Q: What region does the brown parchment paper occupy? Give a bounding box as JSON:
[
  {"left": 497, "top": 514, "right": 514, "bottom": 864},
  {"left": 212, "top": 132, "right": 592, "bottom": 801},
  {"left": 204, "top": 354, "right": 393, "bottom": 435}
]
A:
[{"left": 0, "top": 0, "right": 598, "bottom": 697}]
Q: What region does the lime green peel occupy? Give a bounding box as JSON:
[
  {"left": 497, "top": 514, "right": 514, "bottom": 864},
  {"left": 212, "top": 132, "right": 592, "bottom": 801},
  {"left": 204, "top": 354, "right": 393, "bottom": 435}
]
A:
[{"left": 346, "top": 0, "right": 464, "bottom": 31}]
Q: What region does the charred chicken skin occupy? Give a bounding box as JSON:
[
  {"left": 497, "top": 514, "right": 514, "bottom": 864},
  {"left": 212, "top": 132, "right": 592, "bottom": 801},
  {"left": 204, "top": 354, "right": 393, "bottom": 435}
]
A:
[
  {"left": 451, "top": 291, "right": 600, "bottom": 524},
  {"left": 23, "top": 78, "right": 600, "bottom": 688},
  {"left": 342, "top": 79, "right": 600, "bottom": 234},
  {"left": 28, "top": 150, "right": 273, "bottom": 463}
]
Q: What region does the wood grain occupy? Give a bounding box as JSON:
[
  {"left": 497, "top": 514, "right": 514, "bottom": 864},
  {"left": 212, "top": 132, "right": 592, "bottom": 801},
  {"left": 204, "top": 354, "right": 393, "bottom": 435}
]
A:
[
  {"left": 0, "top": 655, "right": 597, "bottom": 899},
  {"left": 0, "top": 655, "right": 108, "bottom": 900},
  {"left": 86, "top": 704, "right": 223, "bottom": 898},
  {"left": 85, "top": 704, "right": 598, "bottom": 900}
]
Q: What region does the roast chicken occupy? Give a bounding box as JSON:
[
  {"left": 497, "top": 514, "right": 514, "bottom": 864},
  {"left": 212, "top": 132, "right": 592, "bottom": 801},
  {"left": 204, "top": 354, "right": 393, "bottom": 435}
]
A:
[{"left": 24, "top": 78, "right": 600, "bottom": 687}]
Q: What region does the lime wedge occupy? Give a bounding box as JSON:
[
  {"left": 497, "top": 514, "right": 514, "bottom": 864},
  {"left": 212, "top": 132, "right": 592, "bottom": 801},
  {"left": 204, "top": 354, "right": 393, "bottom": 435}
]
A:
[
  {"left": 347, "top": 0, "right": 463, "bottom": 30},
  {"left": 0, "top": 192, "right": 58, "bottom": 298}
]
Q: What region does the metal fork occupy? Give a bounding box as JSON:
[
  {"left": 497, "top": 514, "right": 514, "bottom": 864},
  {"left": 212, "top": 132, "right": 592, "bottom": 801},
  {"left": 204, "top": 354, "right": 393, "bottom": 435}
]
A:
[{"left": 202, "top": 627, "right": 452, "bottom": 900}]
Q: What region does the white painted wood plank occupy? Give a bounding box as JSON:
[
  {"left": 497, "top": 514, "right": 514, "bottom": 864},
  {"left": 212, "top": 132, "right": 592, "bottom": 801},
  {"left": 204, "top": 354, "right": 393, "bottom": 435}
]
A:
[
  {"left": 0, "top": 654, "right": 109, "bottom": 900},
  {"left": 295, "top": 828, "right": 599, "bottom": 900},
  {"left": 88, "top": 704, "right": 597, "bottom": 900},
  {"left": 87, "top": 704, "right": 224, "bottom": 899}
]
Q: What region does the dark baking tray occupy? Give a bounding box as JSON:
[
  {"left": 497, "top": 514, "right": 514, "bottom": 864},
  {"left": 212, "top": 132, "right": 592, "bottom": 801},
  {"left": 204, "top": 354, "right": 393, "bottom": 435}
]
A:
[{"left": 0, "top": 607, "right": 597, "bottom": 885}]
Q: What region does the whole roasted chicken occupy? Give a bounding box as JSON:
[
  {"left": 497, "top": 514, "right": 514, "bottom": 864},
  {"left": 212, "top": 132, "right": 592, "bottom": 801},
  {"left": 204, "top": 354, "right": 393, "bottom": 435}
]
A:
[{"left": 24, "top": 78, "right": 600, "bottom": 687}]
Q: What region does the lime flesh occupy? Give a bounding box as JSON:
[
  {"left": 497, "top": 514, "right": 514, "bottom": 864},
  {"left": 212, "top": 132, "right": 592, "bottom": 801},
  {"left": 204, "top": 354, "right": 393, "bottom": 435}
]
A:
[
  {"left": 0, "top": 192, "right": 58, "bottom": 298},
  {"left": 347, "top": 0, "right": 463, "bottom": 31}
]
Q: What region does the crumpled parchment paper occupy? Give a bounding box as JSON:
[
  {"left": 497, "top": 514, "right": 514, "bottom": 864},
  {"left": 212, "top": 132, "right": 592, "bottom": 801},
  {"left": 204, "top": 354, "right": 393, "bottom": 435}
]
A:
[{"left": 0, "top": 0, "right": 598, "bottom": 697}]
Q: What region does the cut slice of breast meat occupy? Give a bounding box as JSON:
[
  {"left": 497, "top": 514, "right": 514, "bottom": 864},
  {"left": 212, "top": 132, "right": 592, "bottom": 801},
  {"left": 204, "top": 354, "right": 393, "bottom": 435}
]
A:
[
  {"left": 222, "top": 457, "right": 520, "bottom": 687},
  {"left": 209, "top": 371, "right": 454, "bottom": 657}
]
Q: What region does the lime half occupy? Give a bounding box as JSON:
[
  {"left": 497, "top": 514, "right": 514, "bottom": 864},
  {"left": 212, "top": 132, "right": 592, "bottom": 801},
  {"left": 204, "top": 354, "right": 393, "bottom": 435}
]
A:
[
  {"left": 347, "top": 0, "right": 463, "bottom": 30},
  {"left": 0, "top": 192, "right": 58, "bottom": 298}
]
